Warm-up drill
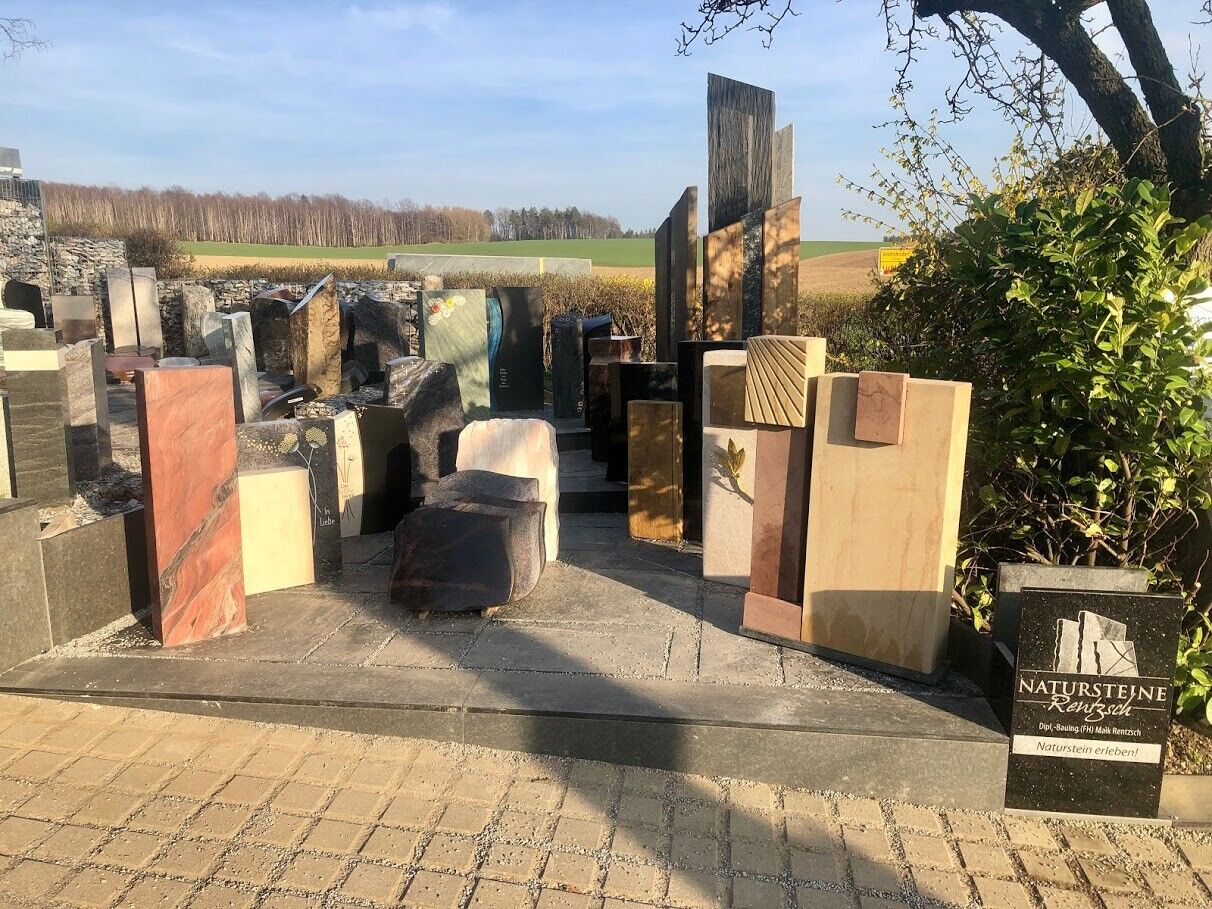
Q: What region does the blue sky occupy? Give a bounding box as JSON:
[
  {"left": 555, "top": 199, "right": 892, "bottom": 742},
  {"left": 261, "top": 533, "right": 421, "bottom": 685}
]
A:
[{"left": 1, "top": 2, "right": 1207, "bottom": 239}]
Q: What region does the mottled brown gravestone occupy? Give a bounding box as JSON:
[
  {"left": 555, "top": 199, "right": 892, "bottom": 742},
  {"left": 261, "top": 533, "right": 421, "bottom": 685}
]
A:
[
  {"left": 762, "top": 197, "right": 800, "bottom": 336},
  {"left": 628, "top": 400, "right": 683, "bottom": 542},
  {"left": 744, "top": 335, "right": 827, "bottom": 429},
  {"left": 703, "top": 221, "right": 743, "bottom": 341},
  {"left": 587, "top": 336, "right": 640, "bottom": 461},
  {"left": 801, "top": 374, "right": 972, "bottom": 681},
  {"left": 745, "top": 427, "right": 811, "bottom": 603},
  {"left": 290, "top": 274, "right": 342, "bottom": 396},
  {"left": 855, "top": 370, "right": 909, "bottom": 445}
]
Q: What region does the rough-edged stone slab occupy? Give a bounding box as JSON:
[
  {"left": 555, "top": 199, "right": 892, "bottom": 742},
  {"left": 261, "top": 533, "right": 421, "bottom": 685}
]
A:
[
  {"left": 332, "top": 410, "right": 364, "bottom": 538},
  {"left": 235, "top": 418, "right": 342, "bottom": 578},
  {"left": 200, "top": 311, "right": 226, "bottom": 359},
  {"left": 51, "top": 294, "right": 98, "bottom": 344},
  {"left": 2, "top": 280, "right": 45, "bottom": 327},
  {"left": 350, "top": 294, "right": 411, "bottom": 381},
  {"left": 180, "top": 285, "right": 217, "bottom": 358},
  {"left": 290, "top": 274, "right": 342, "bottom": 396},
  {"left": 40, "top": 508, "right": 148, "bottom": 645},
  {"left": 667, "top": 188, "right": 698, "bottom": 360},
  {"left": 354, "top": 404, "right": 413, "bottom": 534},
  {"left": 707, "top": 73, "right": 774, "bottom": 232},
  {"left": 5, "top": 329, "right": 75, "bottom": 505},
  {"left": 0, "top": 498, "right": 51, "bottom": 671},
  {"left": 63, "top": 338, "right": 111, "bottom": 481},
  {"left": 456, "top": 419, "right": 559, "bottom": 561},
  {"left": 390, "top": 502, "right": 518, "bottom": 612},
  {"left": 238, "top": 466, "right": 315, "bottom": 595},
  {"left": 222, "top": 312, "right": 262, "bottom": 423},
  {"left": 136, "top": 365, "right": 246, "bottom": 647},
  {"left": 384, "top": 356, "right": 464, "bottom": 497},
  {"left": 418, "top": 290, "right": 490, "bottom": 420},
  {"left": 492, "top": 287, "right": 545, "bottom": 412}
]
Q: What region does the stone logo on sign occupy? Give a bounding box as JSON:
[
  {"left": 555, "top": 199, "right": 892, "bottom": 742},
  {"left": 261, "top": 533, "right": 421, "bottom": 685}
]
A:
[{"left": 1005, "top": 589, "right": 1182, "bottom": 819}]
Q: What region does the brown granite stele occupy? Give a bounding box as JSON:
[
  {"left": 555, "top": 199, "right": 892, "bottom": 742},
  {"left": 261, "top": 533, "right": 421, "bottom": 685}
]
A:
[
  {"left": 290, "top": 273, "right": 342, "bottom": 397},
  {"left": 136, "top": 366, "right": 246, "bottom": 647}
]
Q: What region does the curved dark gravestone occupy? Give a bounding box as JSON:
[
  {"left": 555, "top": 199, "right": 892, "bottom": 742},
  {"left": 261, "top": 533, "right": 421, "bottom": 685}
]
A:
[
  {"left": 427, "top": 469, "right": 539, "bottom": 506},
  {"left": 250, "top": 293, "right": 295, "bottom": 373},
  {"left": 383, "top": 356, "right": 464, "bottom": 498},
  {"left": 390, "top": 502, "right": 516, "bottom": 613},
  {"left": 262, "top": 385, "right": 319, "bottom": 420},
  {"left": 3, "top": 280, "right": 45, "bottom": 328}
]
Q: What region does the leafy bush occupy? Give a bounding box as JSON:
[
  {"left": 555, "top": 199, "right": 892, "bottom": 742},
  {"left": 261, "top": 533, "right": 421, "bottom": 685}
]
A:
[
  {"left": 874, "top": 181, "right": 1212, "bottom": 720},
  {"left": 124, "top": 227, "right": 193, "bottom": 279}
]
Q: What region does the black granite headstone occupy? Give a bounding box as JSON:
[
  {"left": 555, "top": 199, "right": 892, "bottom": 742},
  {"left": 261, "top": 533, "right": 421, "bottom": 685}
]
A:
[
  {"left": 250, "top": 291, "right": 295, "bottom": 373},
  {"left": 707, "top": 73, "right": 774, "bottom": 233},
  {"left": 581, "top": 315, "right": 611, "bottom": 425},
  {"left": 677, "top": 340, "right": 744, "bottom": 542},
  {"left": 1004, "top": 589, "right": 1183, "bottom": 819},
  {"left": 606, "top": 362, "right": 678, "bottom": 482},
  {"left": 384, "top": 356, "right": 465, "bottom": 498},
  {"left": 354, "top": 404, "right": 414, "bottom": 534},
  {"left": 427, "top": 469, "right": 539, "bottom": 507},
  {"left": 551, "top": 314, "right": 581, "bottom": 419},
  {"left": 390, "top": 502, "right": 517, "bottom": 612},
  {"left": 3, "top": 279, "right": 46, "bottom": 328},
  {"left": 41, "top": 508, "right": 148, "bottom": 644},
  {"left": 350, "top": 294, "right": 411, "bottom": 381},
  {"left": 491, "top": 287, "right": 545, "bottom": 412},
  {"left": 236, "top": 418, "right": 343, "bottom": 579}
]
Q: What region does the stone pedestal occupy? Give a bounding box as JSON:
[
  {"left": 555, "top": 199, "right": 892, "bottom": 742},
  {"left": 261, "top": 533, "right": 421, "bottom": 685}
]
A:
[
  {"left": 41, "top": 508, "right": 147, "bottom": 645},
  {"left": 586, "top": 335, "right": 640, "bottom": 460},
  {"left": 0, "top": 499, "right": 51, "bottom": 672},
  {"left": 744, "top": 335, "right": 827, "bottom": 428},
  {"left": 238, "top": 466, "right": 316, "bottom": 595},
  {"left": 701, "top": 350, "right": 754, "bottom": 587},
  {"left": 607, "top": 361, "right": 677, "bottom": 482},
  {"left": 418, "top": 290, "right": 490, "bottom": 420},
  {"left": 222, "top": 312, "right": 262, "bottom": 423},
  {"left": 677, "top": 340, "right": 743, "bottom": 542},
  {"left": 63, "top": 338, "right": 111, "bottom": 481},
  {"left": 181, "top": 285, "right": 217, "bottom": 358},
  {"left": 236, "top": 418, "right": 342, "bottom": 578},
  {"left": 350, "top": 294, "right": 411, "bottom": 381},
  {"left": 384, "top": 356, "right": 465, "bottom": 498},
  {"left": 290, "top": 274, "right": 342, "bottom": 396},
  {"left": 800, "top": 374, "right": 972, "bottom": 680},
  {"left": 355, "top": 404, "right": 413, "bottom": 534},
  {"left": 51, "top": 295, "right": 99, "bottom": 344},
  {"left": 627, "top": 400, "right": 683, "bottom": 542},
  {"left": 492, "top": 287, "right": 544, "bottom": 412},
  {"left": 456, "top": 418, "right": 559, "bottom": 561},
  {"left": 5, "top": 329, "right": 75, "bottom": 505},
  {"left": 136, "top": 365, "right": 246, "bottom": 647},
  {"left": 332, "top": 410, "right": 365, "bottom": 538}
]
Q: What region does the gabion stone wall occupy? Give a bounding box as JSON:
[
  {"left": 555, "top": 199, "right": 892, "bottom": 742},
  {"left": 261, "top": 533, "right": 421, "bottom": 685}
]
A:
[{"left": 0, "top": 180, "right": 51, "bottom": 294}]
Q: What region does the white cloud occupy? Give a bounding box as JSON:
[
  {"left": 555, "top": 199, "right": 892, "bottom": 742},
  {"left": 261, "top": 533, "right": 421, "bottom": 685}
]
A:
[{"left": 345, "top": 2, "right": 454, "bottom": 33}]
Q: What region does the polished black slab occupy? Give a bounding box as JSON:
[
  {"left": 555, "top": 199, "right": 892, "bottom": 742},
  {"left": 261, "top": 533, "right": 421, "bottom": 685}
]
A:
[
  {"left": 3, "top": 279, "right": 45, "bottom": 327},
  {"left": 383, "top": 356, "right": 464, "bottom": 499},
  {"left": 606, "top": 362, "right": 678, "bottom": 482},
  {"left": 354, "top": 404, "right": 414, "bottom": 534},
  {"left": 491, "top": 287, "right": 544, "bottom": 412}
]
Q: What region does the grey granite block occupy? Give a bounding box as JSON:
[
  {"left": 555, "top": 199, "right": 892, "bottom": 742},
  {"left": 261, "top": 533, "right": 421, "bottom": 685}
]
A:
[
  {"left": 5, "top": 329, "right": 75, "bottom": 505},
  {"left": 0, "top": 498, "right": 51, "bottom": 671}
]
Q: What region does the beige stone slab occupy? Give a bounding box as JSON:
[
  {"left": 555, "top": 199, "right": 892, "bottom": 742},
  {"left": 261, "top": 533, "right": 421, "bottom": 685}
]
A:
[
  {"left": 801, "top": 374, "right": 971, "bottom": 677},
  {"left": 702, "top": 425, "right": 755, "bottom": 586},
  {"left": 743, "top": 335, "right": 826, "bottom": 428},
  {"left": 702, "top": 349, "right": 749, "bottom": 429},
  {"left": 456, "top": 418, "right": 559, "bottom": 561},
  {"left": 332, "top": 411, "right": 364, "bottom": 539},
  {"left": 628, "top": 401, "right": 683, "bottom": 543},
  {"left": 855, "top": 371, "right": 908, "bottom": 445},
  {"left": 762, "top": 197, "right": 800, "bottom": 336},
  {"left": 238, "top": 466, "right": 315, "bottom": 596},
  {"left": 703, "top": 222, "right": 743, "bottom": 341}
]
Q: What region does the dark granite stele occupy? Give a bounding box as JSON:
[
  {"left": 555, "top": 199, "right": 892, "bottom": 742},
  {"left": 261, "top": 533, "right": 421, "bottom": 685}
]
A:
[
  {"left": 41, "top": 508, "right": 149, "bottom": 645},
  {"left": 349, "top": 294, "right": 411, "bottom": 382},
  {"left": 354, "top": 404, "right": 414, "bottom": 535},
  {"left": 490, "top": 287, "right": 545, "bottom": 413},
  {"left": 236, "top": 418, "right": 344, "bottom": 579},
  {"left": 3, "top": 279, "right": 46, "bottom": 327},
  {"left": 383, "top": 356, "right": 465, "bottom": 500},
  {"left": 1004, "top": 588, "right": 1183, "bottom": 820},
  {"left": 606, "top": 362, "right": 678, "bottom": 482}
]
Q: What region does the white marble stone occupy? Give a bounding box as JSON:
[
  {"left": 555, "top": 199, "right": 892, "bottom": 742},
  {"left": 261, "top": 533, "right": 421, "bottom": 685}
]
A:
[
  {"left": 238, "top": 466, "right": 315, "bottom": 595},
  {"left": 332, "top": 409, "right": 364, "bottom": 538},
  {"left": 456, "top": 418, "right": 559, "bottom": 560},
  {"left": 201, "top": 311, "right": 226, "bottom": 359},
  {"left": 702, "top": 425, "right": 756, "bottom": 587}
]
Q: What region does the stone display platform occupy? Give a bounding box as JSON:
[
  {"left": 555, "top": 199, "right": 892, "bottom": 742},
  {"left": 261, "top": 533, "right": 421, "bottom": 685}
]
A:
[{"left": 0, "top": 514, "right": 1006, "bottom": 809}]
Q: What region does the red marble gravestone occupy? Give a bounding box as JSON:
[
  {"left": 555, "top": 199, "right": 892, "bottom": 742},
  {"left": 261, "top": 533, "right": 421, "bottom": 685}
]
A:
[{"left": 136, "top": 366, "right": 246, "bottom": 646}]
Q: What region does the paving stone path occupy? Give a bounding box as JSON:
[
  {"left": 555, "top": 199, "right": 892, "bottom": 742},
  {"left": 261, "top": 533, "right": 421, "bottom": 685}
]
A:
[{"left": 0, "top": 695, "right": 1208, "bottom": 909}]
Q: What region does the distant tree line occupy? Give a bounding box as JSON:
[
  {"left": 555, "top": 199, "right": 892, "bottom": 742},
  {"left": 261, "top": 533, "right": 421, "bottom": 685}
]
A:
[
  {"left": 41, "top": 182, "right": 642, "bottom": 246},
  {"left": 486, "top": 206, "right": 651, "bottom": 240}
]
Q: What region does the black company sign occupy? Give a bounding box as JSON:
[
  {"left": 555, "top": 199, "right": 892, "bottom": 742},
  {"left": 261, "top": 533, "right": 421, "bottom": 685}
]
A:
[{"left": 1004, "top": 589, "right": 1182, "bottom": 818}]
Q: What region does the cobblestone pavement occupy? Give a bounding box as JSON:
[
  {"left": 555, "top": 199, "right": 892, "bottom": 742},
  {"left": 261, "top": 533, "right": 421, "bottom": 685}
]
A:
[{"left": 0, "top": 695, "right": 1208, "bottom": 909}]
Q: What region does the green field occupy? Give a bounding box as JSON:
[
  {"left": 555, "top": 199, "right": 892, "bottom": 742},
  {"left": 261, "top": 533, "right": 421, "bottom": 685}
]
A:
[{"left": 183, "top": 238, "right": 882, "bottom": 268}]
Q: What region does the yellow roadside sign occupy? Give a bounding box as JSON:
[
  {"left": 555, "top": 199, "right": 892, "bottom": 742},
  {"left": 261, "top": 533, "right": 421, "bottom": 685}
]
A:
[{"left": 879, "top": 246, "right": 914, "bottom": 275}]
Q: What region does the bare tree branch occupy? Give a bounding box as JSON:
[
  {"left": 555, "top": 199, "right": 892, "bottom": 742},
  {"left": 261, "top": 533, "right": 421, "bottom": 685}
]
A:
[{"left": 0, "top": 17, "right": 44, "bottom": 61}]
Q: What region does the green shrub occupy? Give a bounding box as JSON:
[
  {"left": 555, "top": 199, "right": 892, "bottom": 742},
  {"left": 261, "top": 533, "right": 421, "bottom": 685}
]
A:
[{"left": 874, "top": 180, "right": 1212, "bottom": 720}]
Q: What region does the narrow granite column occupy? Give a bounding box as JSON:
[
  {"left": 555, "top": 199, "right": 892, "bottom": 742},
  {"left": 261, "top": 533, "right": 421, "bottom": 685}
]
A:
[
  {"left": 222, "top": 312, "right": 263, "bottom": 423},
  {"left": 181, "top": 284, "right": 217, "bottom": 358},
  {"left": 5, "top": 329, "right": 76, "bottom": 505},
  {"left": 550, "top": 314, "right": 583, "bottom": 419},
  {"left": 63, "top": 338, "right": 111, "bottom": 481}
]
